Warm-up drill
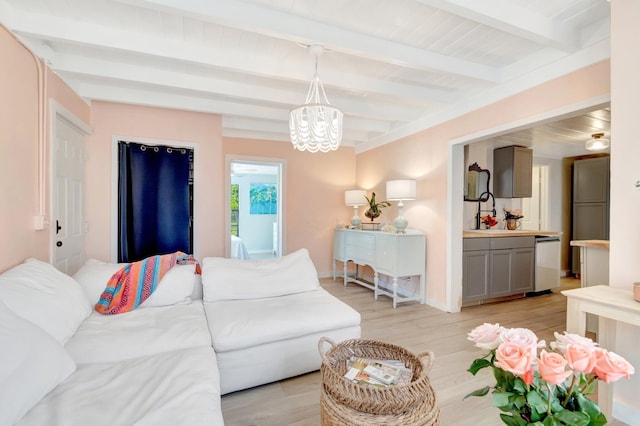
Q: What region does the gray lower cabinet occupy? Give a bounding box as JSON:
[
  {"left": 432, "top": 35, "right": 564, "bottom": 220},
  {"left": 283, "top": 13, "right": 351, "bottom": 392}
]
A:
[{"left": 463, "top": 236, "right": 534, "bottom": 303}]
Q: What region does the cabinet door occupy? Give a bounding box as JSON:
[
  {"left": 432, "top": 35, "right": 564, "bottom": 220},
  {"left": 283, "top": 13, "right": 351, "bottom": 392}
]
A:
[
  {"left": 573, "top": 157, "right": 610, "bottom": 203},
  {"left": 490, "top": 249, "right": 512, "bottom": 297},
  {"left": 462, "top": 250, "right": 490, "bottom": 302},
  {"left": 510, "top": 247, "right": 535, "bottom": 293},
  {"left": 513, "top": 147, "right": 533, "bottom": 198},
  {"left": 493, "top": 146, "right": 532, "bottom": 198},
  {"left": 375, "top": 234, "right": 397, "bottom": 274}
]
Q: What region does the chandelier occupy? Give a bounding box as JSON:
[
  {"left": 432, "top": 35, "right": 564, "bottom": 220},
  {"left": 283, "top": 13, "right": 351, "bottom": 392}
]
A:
[{"left": 289, "top": 45, "right": 343, "bottom": 153}]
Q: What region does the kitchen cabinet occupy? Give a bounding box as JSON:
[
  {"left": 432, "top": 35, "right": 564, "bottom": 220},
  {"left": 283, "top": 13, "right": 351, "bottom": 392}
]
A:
[
  {"left": 571, "top": 157, "right": 609, "bottom": 274},
  {"left": 493, "top": 146, "right": 533, "bottom": 198},
  {"left": 463, "top": 236, "right": 535, "bottom": 303}
]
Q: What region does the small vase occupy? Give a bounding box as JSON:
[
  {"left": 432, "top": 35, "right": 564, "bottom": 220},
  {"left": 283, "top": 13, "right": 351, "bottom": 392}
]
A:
[
  {"left": 364, "top": 209, "right": 381, "bottom": 222},
  {"left": 506, "top": 219, "right": 518, "bottom": 230}
]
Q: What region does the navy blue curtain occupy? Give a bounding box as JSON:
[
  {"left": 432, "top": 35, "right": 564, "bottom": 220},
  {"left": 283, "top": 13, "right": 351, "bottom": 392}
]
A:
[{"left": 118, "top": 141, "right": 193, "bottom": 262}]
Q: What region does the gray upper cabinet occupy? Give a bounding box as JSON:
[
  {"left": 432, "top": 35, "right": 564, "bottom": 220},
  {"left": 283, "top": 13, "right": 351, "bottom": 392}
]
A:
[{"left": 493, "top": 146, "right": 533, "bottom": 198}]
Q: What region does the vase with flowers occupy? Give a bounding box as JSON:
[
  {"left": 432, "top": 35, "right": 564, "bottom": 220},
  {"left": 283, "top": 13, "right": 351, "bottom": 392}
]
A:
[
  {"left": 481, "top": 214, "right": 499, "bottom": 229},
  {"left": 504, "top": 208, "right": 524, "bottom": 230},
  {"left": 364, "top": 192, "right": 390, "bottom": 222},
  {"left": 466, "top": 323, "right": 635, "bottom": 426}
]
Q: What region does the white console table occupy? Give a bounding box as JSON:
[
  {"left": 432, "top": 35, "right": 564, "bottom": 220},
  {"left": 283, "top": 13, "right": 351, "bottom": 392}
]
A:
[
  {"left": 562, "top": 285, "right": 640, "bottom": 420},
  {"left": 333, "top": 228, "right": 426, "bottom": 308}
]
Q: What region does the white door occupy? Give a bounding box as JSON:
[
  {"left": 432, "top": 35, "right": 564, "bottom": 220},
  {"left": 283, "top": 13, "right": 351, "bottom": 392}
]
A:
[
  {"left": 53, "top": 116, "right": 86, "bottom": 275},
  {"left": 521, "top": 165, "right": 548, "bottom": 231}
]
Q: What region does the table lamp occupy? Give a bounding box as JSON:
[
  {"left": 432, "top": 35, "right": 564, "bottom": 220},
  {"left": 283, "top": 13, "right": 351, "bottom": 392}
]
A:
[
  {"left": 344, "top": 189, "right": 366, "bottom": 227},
  {"left": 386, "top": 179, "right": 417, "bottom": 233}
]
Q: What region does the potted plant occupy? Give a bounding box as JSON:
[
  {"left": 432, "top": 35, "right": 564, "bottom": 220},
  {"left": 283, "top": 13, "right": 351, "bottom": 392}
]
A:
[{"left": 364, "top": 192, "right": 390, "bottom": 222}]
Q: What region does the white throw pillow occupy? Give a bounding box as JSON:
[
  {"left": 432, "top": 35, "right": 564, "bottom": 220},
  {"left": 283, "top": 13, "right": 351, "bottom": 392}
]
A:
[
  {"left": 0, "top": 258, "right": 91, "bottom": 343},
  {"left": 0, "top": 300, "right": 76, "bottom": 424},
  {"left": 201, "top": 248, "right": 320, "bottom": 301},
  {"left": 73, "top": 258, "right": 197, "bottom": 309},
  {"left": 72, "top": 258, "right": 125, "bottom": 306}
]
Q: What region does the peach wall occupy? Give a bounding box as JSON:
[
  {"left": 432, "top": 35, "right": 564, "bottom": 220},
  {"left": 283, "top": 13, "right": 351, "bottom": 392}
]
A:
[
  {"left": 608, "top": 0, "right": 640, "bottom": 421},
  {"left": 223, "top": 138, "right": 356, "bottom": 276},
  {"left": 357, "top": 60, "right": 611, "bottom": 308},
  {"left": 0, "top": 25, "right": 89, "bottom": 272},
  {"left": 85, "top": 101, "right": 223, "bottom": 261}
]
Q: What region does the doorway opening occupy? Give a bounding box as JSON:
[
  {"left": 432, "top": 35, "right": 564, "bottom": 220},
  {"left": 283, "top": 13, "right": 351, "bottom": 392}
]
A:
[{"left": 226, "top": 157, "right": 285, "bottom": 260}]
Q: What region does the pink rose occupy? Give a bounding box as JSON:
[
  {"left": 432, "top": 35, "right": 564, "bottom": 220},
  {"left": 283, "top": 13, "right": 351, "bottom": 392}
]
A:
[
  {"left": 501, "top": 328, "right": 542, "bottom": 356},
  {"left": 468, "top": 323, "right": 504, "bottom": 350},
  {"left": 538, "top": 350, "right": 572, "bottom": 385},
  {"left": 565, "top": 343, "right": 596, "bottom": 374},
  {"left": 593, "top": 349, "right": 635, "bottom": 384},
  {"left": 550, "top": 331, "right": 598, "bottom": 353},
  {"left": 495, "top": 342, "right": 534, "bottom": 378}
]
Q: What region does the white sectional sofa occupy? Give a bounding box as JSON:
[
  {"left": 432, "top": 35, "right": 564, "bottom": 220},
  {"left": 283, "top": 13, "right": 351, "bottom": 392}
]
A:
[{"left": 0, "top": 249, "right": 361, "bottom": 425}]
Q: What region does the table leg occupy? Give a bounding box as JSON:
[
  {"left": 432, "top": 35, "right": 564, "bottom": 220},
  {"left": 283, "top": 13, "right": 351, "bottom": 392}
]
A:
[
  {"left": 343, "top": 262, "right": 348, "bottom": 287},
  {"left": 374, "top": 271, "right": 379, "bottom": 300},
  {"left": 597, "top": 317, "right": 617, "bottom": 420},
  {"left": 392, "top": 277, "right": 398, "bottom": 309},
  {"left": 565, "top": 298, "right": 586, "bottom": 336}
]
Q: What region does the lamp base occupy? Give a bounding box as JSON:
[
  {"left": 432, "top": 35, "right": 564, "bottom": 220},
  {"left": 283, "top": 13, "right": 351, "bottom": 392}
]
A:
[
  {"left": 351, "top": 215, "right": 362, "bottom": 227},
  {"left": 393, "top": 215, "right": 408, "bottom": 233}
]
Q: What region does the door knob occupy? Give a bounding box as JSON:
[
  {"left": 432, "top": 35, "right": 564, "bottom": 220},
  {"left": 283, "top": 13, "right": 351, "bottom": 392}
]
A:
[
  {"left": 56, "top": 220, "right": 62, "bottom": 235},
  {"left": 56, "top": 241, "right": 62, "bottom": 247}
]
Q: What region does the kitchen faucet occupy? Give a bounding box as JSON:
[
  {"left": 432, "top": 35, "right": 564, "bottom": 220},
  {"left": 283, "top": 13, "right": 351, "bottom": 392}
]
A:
[{"left": 475, "top": 191, "right": 496, "bottom": 229}]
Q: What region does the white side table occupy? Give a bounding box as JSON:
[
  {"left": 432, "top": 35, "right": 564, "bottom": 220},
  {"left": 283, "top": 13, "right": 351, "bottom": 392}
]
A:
[{"left": 562, "top": 285, "right": 640, "bottom": 420}]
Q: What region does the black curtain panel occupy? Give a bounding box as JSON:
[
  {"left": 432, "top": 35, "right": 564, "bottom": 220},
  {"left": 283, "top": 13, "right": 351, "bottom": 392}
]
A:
[{"left": 118, "top": 141, "right": 193, "bottom": 262}]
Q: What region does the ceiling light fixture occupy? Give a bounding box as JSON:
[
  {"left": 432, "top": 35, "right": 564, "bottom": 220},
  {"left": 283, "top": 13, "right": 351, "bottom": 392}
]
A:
[
  {"left": 289, "top": 45, "right": 343, "bottom": 153},
  {"left": 585, "top": 132, "right": 610, "bottom": 151}
]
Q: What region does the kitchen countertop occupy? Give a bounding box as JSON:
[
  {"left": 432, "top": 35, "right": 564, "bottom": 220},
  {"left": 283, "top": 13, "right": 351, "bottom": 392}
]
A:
[
  {"left": 569, "top": 239, "right": 610, "bottom": 249},
  {"left": 463, "top": 230, "right": 562, "bottom": 238}
]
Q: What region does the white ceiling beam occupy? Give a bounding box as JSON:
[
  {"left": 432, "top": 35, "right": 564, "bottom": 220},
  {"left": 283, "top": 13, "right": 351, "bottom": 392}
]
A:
[
  {"left": 114, "top": 0, "right": 501, "bottom": 83},
  {"left": 11, "top": 13, "right": 455, "bottom": 104},
  {"left": 72, "top": 79, "right": 390, "bottom": 134},
  {"left": 52, "top": 53, "right": 425, "bottom": 122},
  {"left": 417, "top": 0, "right": 579, "bottom": 52}
]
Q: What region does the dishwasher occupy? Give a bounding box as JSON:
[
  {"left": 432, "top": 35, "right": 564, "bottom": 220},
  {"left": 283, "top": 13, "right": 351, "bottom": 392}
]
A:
[{"left": 534, "top": 235, "right": 561, "bottom": 293}]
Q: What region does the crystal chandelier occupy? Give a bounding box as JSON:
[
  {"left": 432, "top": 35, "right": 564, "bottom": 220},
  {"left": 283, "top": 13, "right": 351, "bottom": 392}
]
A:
[{"left": 289, "top": 45, "right": 343, "bottom": 153}]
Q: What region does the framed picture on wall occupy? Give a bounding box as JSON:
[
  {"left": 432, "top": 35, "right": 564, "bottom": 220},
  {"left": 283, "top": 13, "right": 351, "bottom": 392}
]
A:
[{"left": 249, "top": 183, "right": 277, "bottom": 215}]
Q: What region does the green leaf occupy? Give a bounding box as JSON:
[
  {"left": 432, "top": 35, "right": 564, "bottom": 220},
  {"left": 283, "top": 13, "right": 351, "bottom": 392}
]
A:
[
  {"left": 542, "top": 415, "right": 561, "bottom": 426},
  {"left": 493, "top": 392, "right": 513, "bottom": 408},
  {"left": 467, "top": 358, "right": 492, "bottom": 375},
  {"left": 499, "top": 413, "right": 527, "bottom": 426},
  {"left": 554, "top": 409, "right": 590, "bottom": 426},
  {"left": 575, "top": 393, "right": 607, "bottom": 426},
  {"left": 464, "top": 386, "right": 491, "bottom": 399},
  {"left": 527, "top": 390, "right": 548, "bottom": 414},
  {"left": 513, "top": 378, "right": 527, "bottom": 394},
  {"left": 513, "top": 395, "right": 527, "bottom": 410}
]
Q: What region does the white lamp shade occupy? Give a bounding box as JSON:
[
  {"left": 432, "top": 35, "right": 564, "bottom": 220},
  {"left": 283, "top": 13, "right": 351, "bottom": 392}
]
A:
[
  {"left": 345, "top": 189, "right": 366, "bottom": 206},
  {"left": 386, "top": 179, "right": 416, "bottom": 201}
]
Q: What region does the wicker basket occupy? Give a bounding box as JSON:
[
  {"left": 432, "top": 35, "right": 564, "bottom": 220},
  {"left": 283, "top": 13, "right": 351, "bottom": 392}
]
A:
[{"left": 318, "top": 337, "right": 439, "bottom": 425}]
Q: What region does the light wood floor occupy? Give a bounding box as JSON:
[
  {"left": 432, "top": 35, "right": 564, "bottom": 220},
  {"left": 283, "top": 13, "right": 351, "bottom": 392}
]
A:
[{"left": 220, "top": 278, "right": 626, "bottom": 425}]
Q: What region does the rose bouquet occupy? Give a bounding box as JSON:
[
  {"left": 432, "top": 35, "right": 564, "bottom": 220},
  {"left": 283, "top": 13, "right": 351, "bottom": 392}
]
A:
[{"left": 466, "top": 323, "right": 634, "bottom": 426}]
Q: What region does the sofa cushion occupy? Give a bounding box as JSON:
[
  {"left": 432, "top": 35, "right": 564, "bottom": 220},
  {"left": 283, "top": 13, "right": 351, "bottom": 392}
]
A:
[
  {"left": 17, "top": 347, "right": 224, "bottom": 426},
  {"left": 0, "top": 258, "right": 91, "bottom": 343},
  {"left": 204, "top": 288, "right": 361, "bottom": 352},
  {"left": 65, "top": 301, "right": 212, "bottom": 364},
  {"left": 73, "top": 258, "right": 198, "bottom": 309},
  {"left": 0, "top": 301, "right": 76, "bottom": 424},
  {"left": 202, "top": 248, "right": 320, "bottom": 301}
]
